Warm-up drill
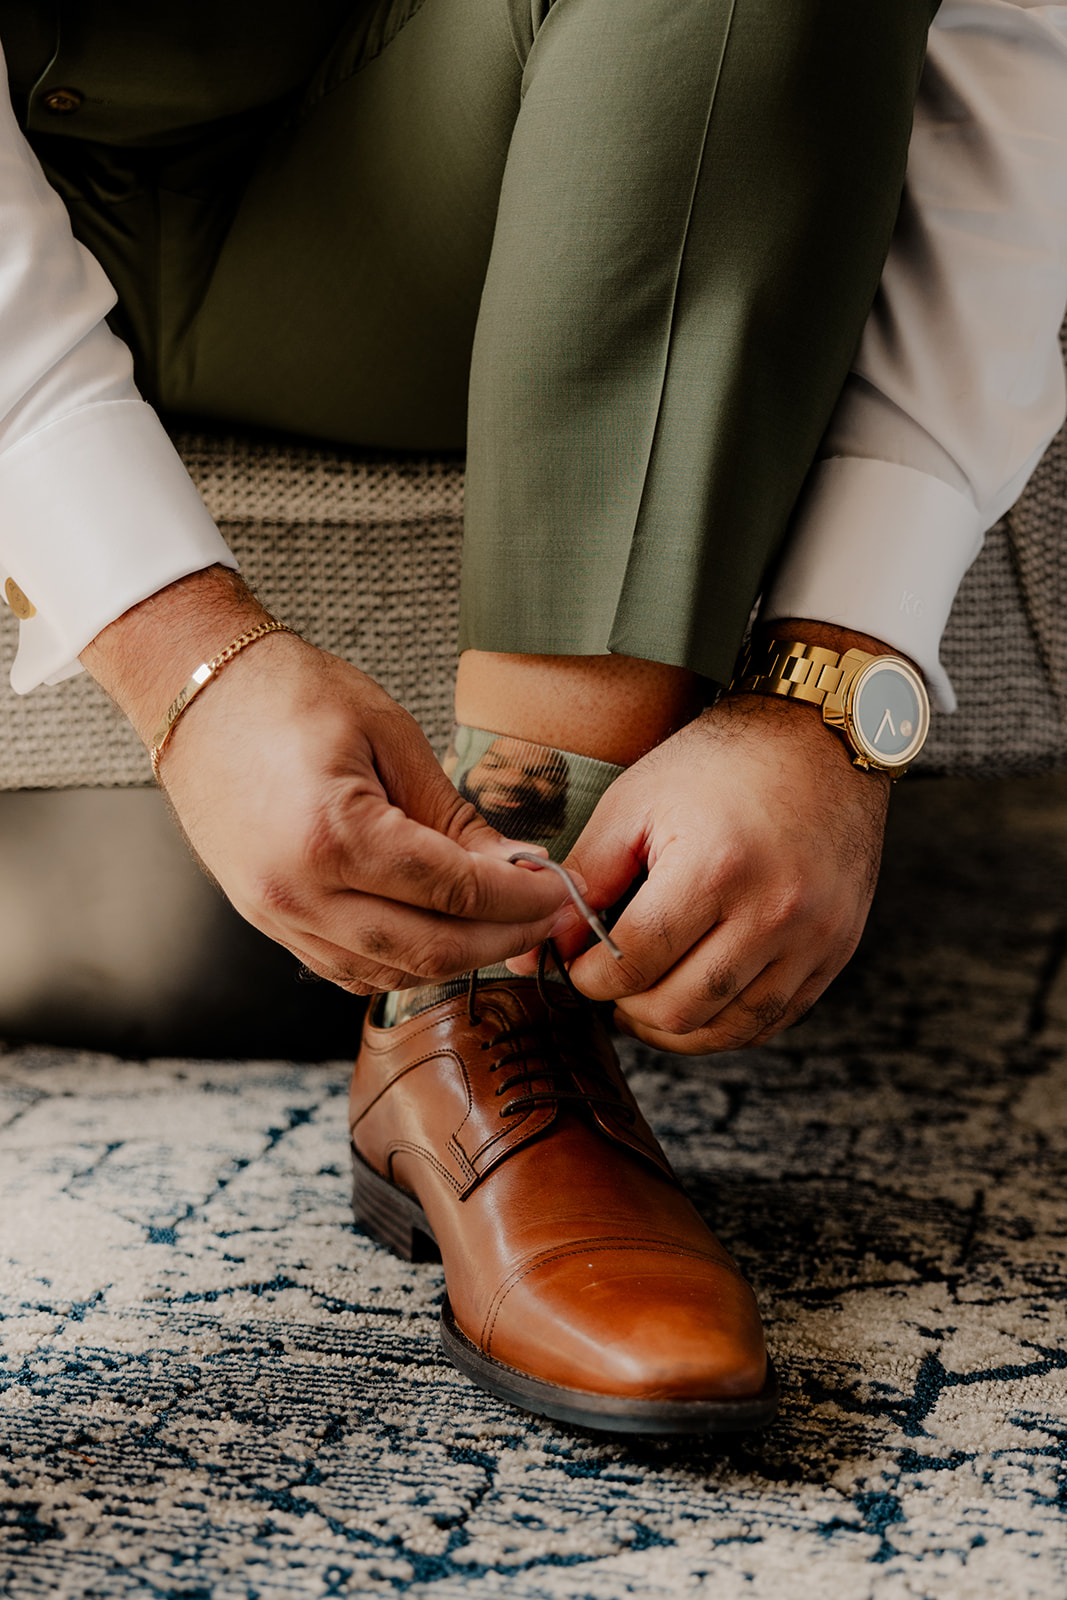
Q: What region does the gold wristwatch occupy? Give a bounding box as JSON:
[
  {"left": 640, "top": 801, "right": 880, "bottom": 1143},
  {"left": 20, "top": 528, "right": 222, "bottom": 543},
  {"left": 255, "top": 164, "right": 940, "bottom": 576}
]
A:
[{"left": 731, "top": 637, "right": 930, "bottom": 779}]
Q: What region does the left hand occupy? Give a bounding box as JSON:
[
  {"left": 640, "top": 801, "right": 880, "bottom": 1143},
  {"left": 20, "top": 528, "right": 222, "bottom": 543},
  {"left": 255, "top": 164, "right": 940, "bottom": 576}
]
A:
[{"left": 509, "top": 687, "right": 890, "bottom": 1053}]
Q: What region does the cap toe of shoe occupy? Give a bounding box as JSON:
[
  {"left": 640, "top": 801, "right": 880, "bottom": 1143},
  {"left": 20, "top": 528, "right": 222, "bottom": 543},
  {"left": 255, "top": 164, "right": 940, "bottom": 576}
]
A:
[{"left": 480, "top": 1246, "right": 768, "bottom": 1402}]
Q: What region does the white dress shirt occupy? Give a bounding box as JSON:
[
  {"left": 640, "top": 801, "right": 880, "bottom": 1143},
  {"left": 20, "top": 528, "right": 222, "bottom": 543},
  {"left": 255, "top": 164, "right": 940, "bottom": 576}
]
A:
[{"left": 0, "top": 0, "right": 1065, "bottom": 707}]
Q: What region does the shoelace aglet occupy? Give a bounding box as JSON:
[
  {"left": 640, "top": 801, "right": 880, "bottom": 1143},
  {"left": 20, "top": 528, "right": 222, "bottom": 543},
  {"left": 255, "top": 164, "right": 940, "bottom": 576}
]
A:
[
  {"left": 508, "top": 852, "right": 623, "bottom": 960},
  {"left": 586, "top": 913, "right": 623, "bottom": 961}
]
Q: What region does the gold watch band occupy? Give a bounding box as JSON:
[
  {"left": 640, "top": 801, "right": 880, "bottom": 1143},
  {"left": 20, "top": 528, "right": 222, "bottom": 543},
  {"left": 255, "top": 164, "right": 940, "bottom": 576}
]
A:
[
  {"left": 731, "top": 639, "right": 870, "bottom": 707},
  {"left": 731, "top": 635, "right": 931, "bottom": 779}
]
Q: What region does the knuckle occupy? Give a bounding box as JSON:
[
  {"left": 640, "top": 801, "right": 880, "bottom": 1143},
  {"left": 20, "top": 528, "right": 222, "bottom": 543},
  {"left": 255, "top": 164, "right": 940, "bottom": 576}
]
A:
[
  {"left": 655, "top": 1000, "right": 706, "bottom": 1037},
  {"left": 738, "top": 990, "right": 790, "bottom": 1033},
  {"left": 789, "top": 1002, "right": 816, "bottom": 1029},
  {"left": 335, "top": 958, "right": 407, "bottom": 994},
  {"left": 360, "top": 926, "right": 399, "bottom": 963},
  {"left": 704, "top": 1010, "right": 761, "bottom": 1052},
  {"left": 298, "top": 802, "right": 349, "bottom": 876},
  {"left": 434, "top": 871, "right": 484, "bottom": 922},
  {"left": 750, "top": 992, "right": 816, "bottom": 1046},
  {"left": 701, "top": 963, "right": 739, "bottom": 1003},
  {"left": 613, "top": 953, "right": 650, "bottom": 995},
  {"left": 766, "top": 877, "right": 810, "bottom": 931},
  {"left": 444, "top": 795, "right": 492, "bottom": 846},
  {"left": 251, "top": 872, "right": 307, "bottom": 921},
  {"left": 407, "top": 932, "right": 470, "bottom": 983},
  {"left": 705, "top": 836, "right": 746, "bottom": 888},
  {"left": 392, "top": 849, "right": 437, "bottom": 891}
]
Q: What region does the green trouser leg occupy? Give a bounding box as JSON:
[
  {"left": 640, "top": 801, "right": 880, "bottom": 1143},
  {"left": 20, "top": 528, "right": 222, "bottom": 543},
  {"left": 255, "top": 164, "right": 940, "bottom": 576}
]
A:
[{"left": 167, "top": 0, "right": 938, "bottom": 685}]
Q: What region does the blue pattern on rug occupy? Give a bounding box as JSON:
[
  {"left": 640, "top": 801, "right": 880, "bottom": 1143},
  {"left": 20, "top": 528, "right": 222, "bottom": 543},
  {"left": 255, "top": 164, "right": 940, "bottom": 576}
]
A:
[{"left": 2, "top": 776, "right": 1067, "bottom": 1598}]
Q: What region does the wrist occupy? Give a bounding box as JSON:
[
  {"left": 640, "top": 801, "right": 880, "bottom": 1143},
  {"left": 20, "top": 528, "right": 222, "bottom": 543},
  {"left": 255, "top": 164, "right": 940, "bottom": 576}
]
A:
[{"left": 80, "top": 566, "right": 272, "bottom": 744}]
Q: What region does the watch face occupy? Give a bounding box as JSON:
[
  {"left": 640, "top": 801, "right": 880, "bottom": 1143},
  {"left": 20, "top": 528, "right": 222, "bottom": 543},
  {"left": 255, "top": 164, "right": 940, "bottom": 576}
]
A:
[{"left": 848, "top": 658, "right": 930, "bottom": 768}]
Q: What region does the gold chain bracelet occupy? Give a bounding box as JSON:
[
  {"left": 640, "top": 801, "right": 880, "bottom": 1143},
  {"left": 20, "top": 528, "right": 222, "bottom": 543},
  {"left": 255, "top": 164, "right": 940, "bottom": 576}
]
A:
[{"left": 149, "top": 620, "right": 296, "bottom": 782}]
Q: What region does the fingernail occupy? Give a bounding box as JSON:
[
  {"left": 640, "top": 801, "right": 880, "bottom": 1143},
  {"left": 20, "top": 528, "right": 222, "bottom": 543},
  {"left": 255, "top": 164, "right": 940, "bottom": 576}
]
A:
[
  {"left": 565, "top": 867, "right": 589, "bottom": 897},
  {"left": 549, "top": 905, "right": 581, "bottom": 937}
]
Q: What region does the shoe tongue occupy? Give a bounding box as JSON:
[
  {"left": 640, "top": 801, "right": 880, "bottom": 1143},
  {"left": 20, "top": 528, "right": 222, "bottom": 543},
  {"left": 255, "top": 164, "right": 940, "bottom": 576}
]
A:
[{"left": 379, "top": 964, "right": 565, "bottom": 1028}]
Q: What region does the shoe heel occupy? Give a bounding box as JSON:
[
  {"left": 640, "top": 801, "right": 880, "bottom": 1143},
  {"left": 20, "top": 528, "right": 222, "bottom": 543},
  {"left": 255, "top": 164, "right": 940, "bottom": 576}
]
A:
[{"left": 350, "top": 1145, "right": 440, "bottom": 1264}]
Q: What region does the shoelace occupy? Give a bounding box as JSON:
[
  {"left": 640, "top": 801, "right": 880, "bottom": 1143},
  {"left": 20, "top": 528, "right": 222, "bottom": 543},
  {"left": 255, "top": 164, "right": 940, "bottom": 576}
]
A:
[
  {"left": 468, "top": 943, "right": 636, "bottom": 1124},
  {"left": 508, "top": 854, "right": 622, "bottom": 960}
]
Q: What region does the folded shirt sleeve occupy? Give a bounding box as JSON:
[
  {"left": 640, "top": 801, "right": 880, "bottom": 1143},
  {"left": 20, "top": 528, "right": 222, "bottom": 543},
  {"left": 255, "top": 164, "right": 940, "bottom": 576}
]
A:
[
  {"left": 762, "top": 0, "right": 1067, "bottom": 711},
  {"left": 0, "top": 46, "right": 237, "bottom": 694}
]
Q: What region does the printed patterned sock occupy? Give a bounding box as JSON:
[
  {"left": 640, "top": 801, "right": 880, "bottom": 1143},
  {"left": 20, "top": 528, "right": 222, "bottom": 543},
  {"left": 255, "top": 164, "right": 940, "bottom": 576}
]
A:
[{"left": 381, "top": 726, "right": 624, "bottom": 1025}]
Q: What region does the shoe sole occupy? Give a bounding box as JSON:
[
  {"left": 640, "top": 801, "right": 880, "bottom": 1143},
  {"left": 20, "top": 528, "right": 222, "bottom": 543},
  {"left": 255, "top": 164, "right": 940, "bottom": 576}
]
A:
[{"left": 350, "top": 1144, "right": 779, "bottom": 1437}]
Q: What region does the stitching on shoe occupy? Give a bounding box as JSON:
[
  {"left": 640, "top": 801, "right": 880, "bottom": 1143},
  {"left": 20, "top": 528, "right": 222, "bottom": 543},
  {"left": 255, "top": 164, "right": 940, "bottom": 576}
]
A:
[
  {"left": 363, "top": 999, "right": 474, "bottom": 1055},
  {"left": 353, "top": 1046, "right": 469, "bottom": 1126},
  {"left": 452, "top": 1104, "right": 557, "bottom": 1180},
  {"left": 384, "top": 1138, "right": 466, "bottom": 1196},
  {"left": 481, "top": 1237, "right": 747, "bottom": 1352}
]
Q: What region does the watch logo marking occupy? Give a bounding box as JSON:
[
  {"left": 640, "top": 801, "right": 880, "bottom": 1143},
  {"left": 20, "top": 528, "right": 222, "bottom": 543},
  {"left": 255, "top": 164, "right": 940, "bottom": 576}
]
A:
[{"left": 900, "top": 590, "right": 924, "bottom": 617}]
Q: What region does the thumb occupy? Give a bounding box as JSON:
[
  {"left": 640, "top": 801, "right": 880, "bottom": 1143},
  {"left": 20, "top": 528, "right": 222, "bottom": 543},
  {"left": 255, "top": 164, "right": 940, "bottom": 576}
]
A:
[
  {"left": 506, "top": 780, "right": 645, "bottom": 972},
  {"left": 564, "top": 776, "right": 648, "bottom": 912}
]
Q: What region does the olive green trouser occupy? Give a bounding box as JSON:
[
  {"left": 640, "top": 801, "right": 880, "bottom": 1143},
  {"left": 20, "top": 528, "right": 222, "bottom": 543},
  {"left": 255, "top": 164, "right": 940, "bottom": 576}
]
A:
[{"left": 25, "top": 0, "right": 938, "bottom": 686}]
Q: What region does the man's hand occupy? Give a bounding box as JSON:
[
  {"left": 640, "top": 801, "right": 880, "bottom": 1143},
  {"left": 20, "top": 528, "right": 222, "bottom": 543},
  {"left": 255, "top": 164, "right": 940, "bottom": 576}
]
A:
[
  {"left": 509, "top": 641, "right": 892, "bottom": 1051},
  {"left": 82, "top": 569, "right": 576, "bottom": 993}
]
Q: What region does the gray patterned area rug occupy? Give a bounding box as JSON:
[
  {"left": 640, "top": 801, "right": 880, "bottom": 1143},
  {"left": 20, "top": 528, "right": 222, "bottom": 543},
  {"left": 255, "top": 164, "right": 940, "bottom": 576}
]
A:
[{"left": 2, "top": 776, "right": 1067, "bottom": 1599}]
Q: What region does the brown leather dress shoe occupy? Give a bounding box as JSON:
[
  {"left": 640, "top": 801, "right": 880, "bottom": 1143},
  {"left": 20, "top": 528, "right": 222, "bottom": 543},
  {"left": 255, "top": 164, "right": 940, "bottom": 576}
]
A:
[{"left": 349, "top": 954, "right": 777, "bottom": 1435}]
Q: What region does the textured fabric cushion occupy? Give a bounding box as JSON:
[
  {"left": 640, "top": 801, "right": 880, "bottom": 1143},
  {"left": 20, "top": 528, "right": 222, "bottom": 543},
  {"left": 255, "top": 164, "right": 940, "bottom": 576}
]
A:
[
  {"left": 0, "top": 416, "right": 1064, "bottom": 789},
  {"left": 0, "top": 441, "right": 466, "bottom": 789}
]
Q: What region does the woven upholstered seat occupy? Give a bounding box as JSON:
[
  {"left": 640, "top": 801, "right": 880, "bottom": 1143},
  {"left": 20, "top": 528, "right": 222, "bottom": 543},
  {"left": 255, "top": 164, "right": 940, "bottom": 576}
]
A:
[
  {"left": 1, "top": 388, "right": 1066, "bottom": 787},
  {"left": 0, "top": 440, "right": 467, "bottom": 789}
]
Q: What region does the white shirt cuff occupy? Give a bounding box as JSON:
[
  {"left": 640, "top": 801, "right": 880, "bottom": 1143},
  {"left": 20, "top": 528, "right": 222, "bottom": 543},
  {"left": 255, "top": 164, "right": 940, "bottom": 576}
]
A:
[
  {"left": 761, "top": 457, "right": 986, "bottom": 713},
  {"left": 0, "top": 399, "right": 238, "bottom": 693}
]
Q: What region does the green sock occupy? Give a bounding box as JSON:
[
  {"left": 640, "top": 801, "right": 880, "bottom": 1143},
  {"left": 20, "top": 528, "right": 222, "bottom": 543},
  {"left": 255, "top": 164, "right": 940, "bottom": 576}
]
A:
[{"left": 381, "top": 726, "right": 623, "bottom": 1024}]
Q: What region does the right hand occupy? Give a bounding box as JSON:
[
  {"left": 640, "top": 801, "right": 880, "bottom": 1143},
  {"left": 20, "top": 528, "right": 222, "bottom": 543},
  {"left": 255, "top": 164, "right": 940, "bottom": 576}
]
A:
[{"left": 82, "top": 574, "right": 576, "bottom": 994}]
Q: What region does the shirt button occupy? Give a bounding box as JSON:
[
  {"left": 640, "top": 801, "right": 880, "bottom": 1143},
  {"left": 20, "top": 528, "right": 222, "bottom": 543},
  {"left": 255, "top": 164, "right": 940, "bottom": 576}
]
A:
[{"left": 42, "top": 88, "right": 84, "bottom": 115}]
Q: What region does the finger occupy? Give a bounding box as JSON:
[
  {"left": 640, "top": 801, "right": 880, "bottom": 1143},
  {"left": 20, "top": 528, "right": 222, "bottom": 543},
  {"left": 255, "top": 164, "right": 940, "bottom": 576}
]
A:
[
  {"left": 562, "top": 775, "right": 649, "bottom": 917},
  {"left": 616, "top": 960, "right": 827, "bottom": 1055},
  {"left": 504, "top": 773, "right": 651, "bottom": 978},
  {"left": 737, "top": 962, "right": 841, "bottom": 1047},
  {"left": 612, "top": 929, "right": 775, "bottom": 1037},
  {"left": 566, "top": 840, "right": 725, "bottom": 1004},
  {"left": 272, "top": 887, "right": 585, "bottom": 988},
  {"left": 319, "top": 792, "right": 574, "bottom": 926},
  {"left": 280, "top": 932, "right": 415, "bottom": 996}
]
